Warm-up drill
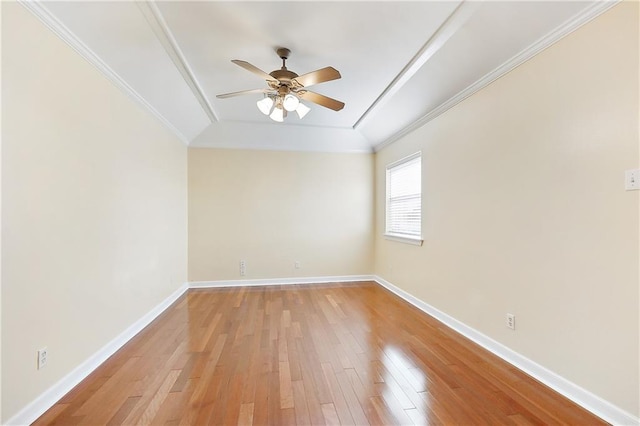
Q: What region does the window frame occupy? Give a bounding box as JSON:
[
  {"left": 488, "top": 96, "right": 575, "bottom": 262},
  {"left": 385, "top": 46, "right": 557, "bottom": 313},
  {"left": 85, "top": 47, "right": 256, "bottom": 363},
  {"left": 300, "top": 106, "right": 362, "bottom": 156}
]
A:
[{"left": 384, "top": 152, "right": 423, "bottom": 246}]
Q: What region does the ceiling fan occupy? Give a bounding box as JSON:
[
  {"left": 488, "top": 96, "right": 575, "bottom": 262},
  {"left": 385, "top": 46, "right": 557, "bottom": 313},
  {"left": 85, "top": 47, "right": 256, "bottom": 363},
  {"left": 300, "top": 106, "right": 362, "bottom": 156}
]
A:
[{"left": 216, "top": 48, "right": 345, "bottom": 122}]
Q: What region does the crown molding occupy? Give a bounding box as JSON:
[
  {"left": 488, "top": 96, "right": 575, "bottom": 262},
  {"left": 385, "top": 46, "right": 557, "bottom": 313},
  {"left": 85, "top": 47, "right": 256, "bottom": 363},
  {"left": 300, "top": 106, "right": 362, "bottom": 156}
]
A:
[
  {"left": 354, "top": 0, "right": 478, "bottom": 130},
  {"left": 373, "top": 0, "right": 620, "bottom": 153},
  {"left": 18, "top": 0, "right": 190, "bottom": 145},
  {"left": 135, "top": 1, "right": 218, "bottom": 123},
  {"left": 191, "top": 120, "right": 374, "bottom": 153}
]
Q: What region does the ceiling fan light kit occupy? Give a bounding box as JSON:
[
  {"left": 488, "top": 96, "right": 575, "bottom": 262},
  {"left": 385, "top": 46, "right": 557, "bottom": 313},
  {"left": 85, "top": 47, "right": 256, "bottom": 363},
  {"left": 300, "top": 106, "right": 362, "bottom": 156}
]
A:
[
  {"left": 295, "top": 102, "right": 311, "bottom": 119},
  {"left": 256, "top": 96, "right": 274, "bottom": 115},
  {"left": 282, "top": 94, "right": 299, "bottom": 112},
  {"left": 256, "top": 93, "right": 310, "bottom": 122},
  {"left": 217, "top": 47, "right": 344, "bottom": 123},
  {"left": 269, "top": 104, "right": 284, "bottom": 122}
]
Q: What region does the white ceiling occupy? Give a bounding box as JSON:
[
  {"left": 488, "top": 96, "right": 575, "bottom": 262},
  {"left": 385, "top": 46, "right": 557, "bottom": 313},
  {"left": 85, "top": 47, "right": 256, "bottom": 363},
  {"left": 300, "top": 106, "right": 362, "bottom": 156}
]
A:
[{"left": 24, "top": 1, "right": 615, "bottom": 153}]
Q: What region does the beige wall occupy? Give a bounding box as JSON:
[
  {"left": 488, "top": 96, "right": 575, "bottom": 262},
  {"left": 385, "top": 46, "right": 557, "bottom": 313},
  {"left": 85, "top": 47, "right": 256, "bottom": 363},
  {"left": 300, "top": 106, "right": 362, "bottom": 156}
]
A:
[
  {"left": 188, "top": 148, "right": 373, "bottom": 281},
  {"left": 1, "top": 4, "right": 188, "bottom": 421},
  {"left": 2, "top": 0, "right": 638, "bottom": 422},
  {"left": 374, "top": 2, "right": 639, "bottom": 417}
]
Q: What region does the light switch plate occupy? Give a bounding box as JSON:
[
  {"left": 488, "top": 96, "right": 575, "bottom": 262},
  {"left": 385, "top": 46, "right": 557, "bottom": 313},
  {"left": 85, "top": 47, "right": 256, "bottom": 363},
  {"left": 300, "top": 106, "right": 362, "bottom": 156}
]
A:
[{"left": 625, "top": 169, "right": 640, "bottom": 191}]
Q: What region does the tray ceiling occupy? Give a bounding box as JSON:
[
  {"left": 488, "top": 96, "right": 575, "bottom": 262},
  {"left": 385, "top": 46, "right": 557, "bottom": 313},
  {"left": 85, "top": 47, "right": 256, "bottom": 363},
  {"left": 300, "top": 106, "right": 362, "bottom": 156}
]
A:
[{"left": 23, "top": 1, "right": 615, "bottom": 152}]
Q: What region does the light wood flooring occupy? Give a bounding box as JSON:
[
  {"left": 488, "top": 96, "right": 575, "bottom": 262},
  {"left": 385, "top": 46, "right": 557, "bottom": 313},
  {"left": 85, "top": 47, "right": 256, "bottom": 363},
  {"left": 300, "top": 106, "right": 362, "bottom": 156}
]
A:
[{"left": 34, "top": 281, "right": 607, "bottom": 425}]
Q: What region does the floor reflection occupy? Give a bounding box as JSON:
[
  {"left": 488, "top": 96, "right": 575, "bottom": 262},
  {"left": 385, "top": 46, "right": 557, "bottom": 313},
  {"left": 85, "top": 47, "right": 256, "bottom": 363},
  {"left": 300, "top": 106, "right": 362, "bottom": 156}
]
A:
[{"left": 36, "top": 282, "right": 607, "bottom": 425}]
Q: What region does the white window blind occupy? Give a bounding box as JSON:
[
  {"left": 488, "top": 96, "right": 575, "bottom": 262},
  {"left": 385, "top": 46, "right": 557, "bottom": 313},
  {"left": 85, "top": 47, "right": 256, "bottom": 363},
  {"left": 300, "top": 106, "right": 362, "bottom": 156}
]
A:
[{"left": 386, "top": 153, "right": 421, "bottom": 239}]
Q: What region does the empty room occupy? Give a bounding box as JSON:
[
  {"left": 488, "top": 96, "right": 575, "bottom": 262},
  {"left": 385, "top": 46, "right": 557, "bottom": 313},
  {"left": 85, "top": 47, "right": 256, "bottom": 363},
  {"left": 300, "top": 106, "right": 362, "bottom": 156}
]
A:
[{"left": 1, "top": 1, "right": 639, "bottom": 425}]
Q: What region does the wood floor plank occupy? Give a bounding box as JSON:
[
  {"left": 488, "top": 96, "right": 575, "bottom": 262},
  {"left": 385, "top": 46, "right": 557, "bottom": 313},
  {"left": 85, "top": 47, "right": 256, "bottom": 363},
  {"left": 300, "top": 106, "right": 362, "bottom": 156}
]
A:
[
  {"left": 70, "top": 357, "right": 142, "bottom": 423},
  {"left": 334, "top": 369, "right": 370, "bottom": 425},
  {"left": 405, "top": 406, "right": 439, "bottom": 426},
  {"left": 237, "top": 402, "right": 254, "bottom": 426},
  {"left": 132, "top": 370, "right": 181, "bottom": 425},
  {"left": 106, "top": 397, "right": 141, "bottom": 426},
  {"left": 221, "top": 373, "right": 245, "bottom": 425},
  {"left": 31, "top": 403, "right": 69, "bottom": 426},
  {"left": 279, "top": 360, "right": 295, "bottom": 409},
  {"left": 33, "top": 282, "right": 608, "bottom": 426},
  {"left": 251, "top": 370, "right": 270, "bottom": 426},
  {"left": 369, "top": 396, "right": 402, "bottom": 426},
  {"left": 321, "top": 362, "right": 356, "bottom": 425},
  {"left": 292, "top": 380, "right": 312, "bottom": 426},
  {"left": 267, "top": 369, "right": 283, "bottom": 425},
  {"left": 297, "top": 343, "right": 328, "bottom": 425},
  {"left": 148, "top": 378, "right": 197, "bottom": 425},
  {"left": 343, "top": 368, "right": 387, "bottom": 425},
  {"left": 374, "top": 382, "right": 416, "bottom": 425},
  {"left": 320, "top": 403, "right": 340, "bottom": 425},
  {"left": 417, "top": 389, "right": 467, "bottom": 424}
]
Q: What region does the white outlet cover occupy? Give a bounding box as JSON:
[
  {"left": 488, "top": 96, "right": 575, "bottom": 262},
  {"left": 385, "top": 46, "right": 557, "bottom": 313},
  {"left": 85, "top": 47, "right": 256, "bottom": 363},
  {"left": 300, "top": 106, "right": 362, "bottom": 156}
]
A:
[
  {"left": 506, "top": 314, "right": 515, "bottom": 330},
  {"left": 37, "top": 348, "right": 48, "bottom": 369},
  {"left": 625, "top": 169, "right": 640, "bottom": 191}
]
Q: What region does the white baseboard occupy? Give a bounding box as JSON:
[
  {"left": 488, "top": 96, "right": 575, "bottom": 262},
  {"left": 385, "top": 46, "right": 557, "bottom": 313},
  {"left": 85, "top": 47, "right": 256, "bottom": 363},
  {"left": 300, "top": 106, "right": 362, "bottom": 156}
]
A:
[
  {"left": 189, "top": 274, "right": 375, "bottom": 288},
  {"left": 5, "top": 276, "right": 369, "bottom": 425},
  {"left": 372, "top": 275, "right": 639, "bottom": 426},
  {"left": 8, "top": 276, "right": 637, "bottom": 426},
  {"left": 6, "top": 283, "right": 189, "bottom": 426}
]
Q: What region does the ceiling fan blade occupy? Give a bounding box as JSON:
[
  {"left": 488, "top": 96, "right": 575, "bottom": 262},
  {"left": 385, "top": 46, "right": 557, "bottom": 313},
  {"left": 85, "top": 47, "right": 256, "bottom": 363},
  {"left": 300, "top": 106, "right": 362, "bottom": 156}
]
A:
[
  {"left": 297, "top": 91, "right": 345, "bottom": 111},
  {"left": 292, "top": 67, "right": 341, "bottom": 88},
  {"left": 216, "top": 88, "right": 272, "bottom": 99},
  {"left": 231, "top": 60, "right": 279, "bottom": 83}
]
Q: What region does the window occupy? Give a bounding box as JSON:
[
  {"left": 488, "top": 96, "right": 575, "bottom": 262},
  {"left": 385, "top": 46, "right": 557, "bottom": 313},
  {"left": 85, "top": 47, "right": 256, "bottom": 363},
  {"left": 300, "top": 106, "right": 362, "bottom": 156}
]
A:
[{"left": 385, "top": 152, "right": 422, "bottom": 245}]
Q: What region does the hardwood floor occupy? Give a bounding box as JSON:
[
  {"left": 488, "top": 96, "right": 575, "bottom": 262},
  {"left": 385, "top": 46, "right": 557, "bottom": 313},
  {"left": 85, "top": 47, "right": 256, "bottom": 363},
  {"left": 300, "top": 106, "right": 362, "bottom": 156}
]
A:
[{"left": 34, "top": 282, "right": 606, "bottom": 425}]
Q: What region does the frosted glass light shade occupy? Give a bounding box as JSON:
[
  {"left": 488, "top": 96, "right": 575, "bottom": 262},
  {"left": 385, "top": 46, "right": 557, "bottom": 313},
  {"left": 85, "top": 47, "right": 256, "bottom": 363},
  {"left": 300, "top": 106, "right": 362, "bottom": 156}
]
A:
[
  {"left": 256, "top": 97, "right": 274, "bottom": 115},
  {"left": 282, "top": 94, "right": 300, "bottom": 112},
  {"left": 270, "top": 106, "right": 284, "bottom": 122},
  {"left": 295, "top": 102, "right": 311, "bottom": 119}
]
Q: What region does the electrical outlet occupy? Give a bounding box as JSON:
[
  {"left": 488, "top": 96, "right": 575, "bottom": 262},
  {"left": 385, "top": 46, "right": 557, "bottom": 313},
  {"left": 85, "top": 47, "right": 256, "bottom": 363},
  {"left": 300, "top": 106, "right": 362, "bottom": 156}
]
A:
[
  {"left": 506, "top": 313, "right": 515, "bottom": 330},
  {"left": 239, "top": 260, "right": 246, "bottom": 276},
  {"left": 37, "top": 347, "right": 48, "bottom": 369},
  {"left": 625, "top": 169, "right": 640, "bottom": 191},
  {"left": 294, "top": 261, "right": 301, "bottom": 269}
]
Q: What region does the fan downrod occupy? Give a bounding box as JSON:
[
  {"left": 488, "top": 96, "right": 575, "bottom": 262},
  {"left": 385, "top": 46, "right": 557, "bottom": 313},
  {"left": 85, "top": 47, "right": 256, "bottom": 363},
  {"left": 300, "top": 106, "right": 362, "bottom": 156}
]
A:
[{"left": 270, "top": 47, "right": 298, "bottom": 84}]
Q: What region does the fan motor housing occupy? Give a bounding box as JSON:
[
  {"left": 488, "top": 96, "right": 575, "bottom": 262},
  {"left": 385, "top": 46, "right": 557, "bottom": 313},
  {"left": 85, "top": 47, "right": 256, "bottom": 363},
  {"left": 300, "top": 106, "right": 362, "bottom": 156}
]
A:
[{"left": 270, "top": 69, "right": 299, "bottom": 86}]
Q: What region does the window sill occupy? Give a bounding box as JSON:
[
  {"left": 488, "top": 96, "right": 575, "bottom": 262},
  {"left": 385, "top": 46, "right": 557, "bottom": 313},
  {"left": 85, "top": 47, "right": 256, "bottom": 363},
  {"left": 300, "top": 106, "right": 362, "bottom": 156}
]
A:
[{"left": 384, "top": 234, "right": 423, "bottom": 246}]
